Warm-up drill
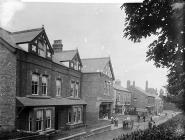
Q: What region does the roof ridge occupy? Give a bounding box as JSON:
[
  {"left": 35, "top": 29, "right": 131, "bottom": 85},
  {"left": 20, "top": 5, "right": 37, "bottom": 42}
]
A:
[
  {"left": 11, "top": 27, "right": 43, "bottom": 34},
  {"left": 81, "top": 57, "right": 110, "bottom": 60},
  {"left": 62, "top": 49, "right": 77, "bottom": 52},
  {"left": 0, "top": 27, "right": 11, "bottom": 34}
]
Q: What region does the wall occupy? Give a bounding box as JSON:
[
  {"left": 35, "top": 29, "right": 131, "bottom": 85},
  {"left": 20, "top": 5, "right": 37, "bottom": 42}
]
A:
[
  {"left": 16, "top": 50, "right": 81, "bottom": 98},
  {"left": 81, "top": 73, "right": 114, "bottom": 123},
  {"left": 129, "top": 87, "right": 147, "bottom": 110},
  {"left": 0, "top": 41, "right": 16, "bottom": 132}
]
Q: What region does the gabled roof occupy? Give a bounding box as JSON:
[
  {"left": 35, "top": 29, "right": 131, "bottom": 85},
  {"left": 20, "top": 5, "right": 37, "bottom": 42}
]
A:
[
  {"left": 131, "top": 86, "right": 156, "bottom": 97},
  {"left": 113, "top": 84, "right": 131, "bottom": 93},
  {"left": 81, "top": 57, "right": 110, "bottom": 73},
  {"left": 0, "top": 27, "right": 23, "bottom": 51},
  {"left": 11, "top": 28, "right": 43, "bottom": 44},
  {"left": 54, "top": 50, "right": 77, "bottom": 62}
]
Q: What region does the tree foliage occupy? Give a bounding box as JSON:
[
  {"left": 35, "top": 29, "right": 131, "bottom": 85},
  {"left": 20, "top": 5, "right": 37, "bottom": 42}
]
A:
[{"left": 122, "top": 0, "right": 185, "bottom": 111}]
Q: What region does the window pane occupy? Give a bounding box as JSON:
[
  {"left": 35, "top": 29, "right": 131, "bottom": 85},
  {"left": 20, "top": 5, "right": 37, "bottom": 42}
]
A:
[{"left": 56, "top": 80, "right": 61, "bottom": 96}]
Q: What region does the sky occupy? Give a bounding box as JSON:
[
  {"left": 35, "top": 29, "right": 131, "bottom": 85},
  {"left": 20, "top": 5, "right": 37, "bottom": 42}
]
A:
[{"left": 0, "top": 0, "right": 168, "bottom": 91}]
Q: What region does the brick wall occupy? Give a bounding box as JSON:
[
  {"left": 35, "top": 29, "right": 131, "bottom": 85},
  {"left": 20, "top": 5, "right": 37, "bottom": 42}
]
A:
[
  {"left": 81, "top": 73, "right": 114, "bottom": 123},
  {"left": 16, "top": 50, "right": 81, "bottom": 98},
  {"left": 0, "top": 41, "right": 16, "bottom": 132}
]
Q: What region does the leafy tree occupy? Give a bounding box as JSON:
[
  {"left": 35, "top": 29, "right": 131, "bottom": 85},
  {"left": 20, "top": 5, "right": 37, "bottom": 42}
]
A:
[{"left": 122, "top": 0, "right": 185, "bottom": 111}]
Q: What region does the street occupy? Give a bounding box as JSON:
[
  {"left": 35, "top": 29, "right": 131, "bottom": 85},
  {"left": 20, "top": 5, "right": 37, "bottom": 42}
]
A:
[{"left": 85, "top": 111, "right": 179, "bottom": 140}]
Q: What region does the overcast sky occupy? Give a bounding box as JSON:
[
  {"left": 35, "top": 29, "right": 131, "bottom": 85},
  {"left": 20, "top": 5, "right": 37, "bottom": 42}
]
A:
[{"left": 1, "top": 2, "right": 168, "bottom": 91}]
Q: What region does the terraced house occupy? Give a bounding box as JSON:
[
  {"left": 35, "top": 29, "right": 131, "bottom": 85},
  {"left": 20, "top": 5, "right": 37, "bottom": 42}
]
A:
[
  {"left": 113, "top": 80, "right": 131, "bottom": 115},
  {"left": 81, "top": 57, "right": 115, "bottom": 123},
  {"left": 0, "top": 27, "right": 87, "bottom": 133}
]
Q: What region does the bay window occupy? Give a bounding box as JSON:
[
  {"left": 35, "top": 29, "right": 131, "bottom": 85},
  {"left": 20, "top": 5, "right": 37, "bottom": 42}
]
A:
[
  {"left": 36, "top": 110, "right": 43, "bottom": 131},
  {"left": 45, "top": 110, "right": 51, "bottom": 129}
]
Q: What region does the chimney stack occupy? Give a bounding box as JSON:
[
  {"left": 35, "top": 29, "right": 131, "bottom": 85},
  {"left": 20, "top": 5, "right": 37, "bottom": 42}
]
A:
[
  {"left": 145, "top": 80, "right": 148, "bottom": 91},
  {"left": 52, "top": 40, "right": 63, "bottom": 53},
  {"left": 133, "top": 81, "right": 135, "bottom": 87},
  {"left": 127, "top": 80, "right": 130, "bottom": 89}
]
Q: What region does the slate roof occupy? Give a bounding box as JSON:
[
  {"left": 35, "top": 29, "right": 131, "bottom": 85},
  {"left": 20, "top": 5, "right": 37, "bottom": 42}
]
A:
[
  {"left": 131, "top": 86, "right": 156, "bottom": 97},
  {"left": 53, "top": 50, "right": 77, "bottom": 62},
  {"left": 11, "top": 28, "right": 43, "bottom": 44},
  {"left": 0, "top": 27, "right": 22, "bottom": 50},
  {"left": 16, "top": 97, "right": 87, "bottom": 107},
  {"left": 81, "top": 57, "right": 110, "bottom": 73},
  {"left": 113, "top": 84, "right": 131, "bottom": 93}
]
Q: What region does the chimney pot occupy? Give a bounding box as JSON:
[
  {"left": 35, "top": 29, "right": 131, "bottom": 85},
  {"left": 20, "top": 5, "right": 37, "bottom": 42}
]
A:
[
  {"left": 133, "top": 81, "right": 135, "bottom": 87},
  {"left": 145, "top": 80, "right": 148, "bottom": 91},
  {"left": 53, "top": 40, "right": 63, "bottom": 53},
  {"left": 127, "top": 80, "right": 130, "bottom": 89}
]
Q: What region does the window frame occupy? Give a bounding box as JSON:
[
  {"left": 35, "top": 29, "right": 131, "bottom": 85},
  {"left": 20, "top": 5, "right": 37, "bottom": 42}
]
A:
[
  {"left": 70, "top": 80, "right": 75, "bottom": 97},
  {"left": 28, "top": 113, "right": 33, "bottom": 131},
  {"left": 31, "top": 73, "right": 39, "bottom": 95},
  {"left": 41, "top": 75, "right": 48, "bottom": 96},
  {"left": 45, "top": 110, "right": 51, "bottom": 129},
  {"left": 56, "top": 79, "right": 62, "bottom": 97},
  {"left": 35, "top": 110, "right": 44, "bottom": 131}
]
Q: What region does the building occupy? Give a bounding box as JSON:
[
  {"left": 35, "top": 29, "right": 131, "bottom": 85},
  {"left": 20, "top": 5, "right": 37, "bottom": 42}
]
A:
[
  {"left": 0, "top": 27, "right": 87, "bottom": 132},
  {"left": 145, "top": 81, "right": 163, "bottom": 115},
  {"left": 113, "top": 80, "right": 131, "bottom": 115},
  {"left": 154, "top": 95, "right": 163, "bottom": 115},
  {"left": 81, "top": 57, "right": 115, "bottom": 123},
  {"left": 127, "top": 80, "right": 155, "bottom": 116}
]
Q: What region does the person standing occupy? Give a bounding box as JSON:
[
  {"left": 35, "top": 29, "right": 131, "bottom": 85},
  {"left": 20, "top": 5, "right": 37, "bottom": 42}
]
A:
[
  {"left": 137, "top": 114, "right": 140, "bottom": 122},
  {"left": 143, "top": 115, "right": 146, "bottom": 122}
]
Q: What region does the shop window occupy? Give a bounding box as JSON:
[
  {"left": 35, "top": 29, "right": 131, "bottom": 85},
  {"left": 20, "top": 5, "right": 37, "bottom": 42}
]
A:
[
  {"left": 45, "top": 110, "right": 51, "bottom": 129},
  {"left": 56, "top": 79, "right": 61, "bottom": 96},
  {"left": 32, "top": 74, "right": 39, "bottom": 95},
  {"left": 36, "top": 110, "right": 43, "bottom": 131},
  {"left": 41, "top": 76, "right": 47, "bottom": 95}
]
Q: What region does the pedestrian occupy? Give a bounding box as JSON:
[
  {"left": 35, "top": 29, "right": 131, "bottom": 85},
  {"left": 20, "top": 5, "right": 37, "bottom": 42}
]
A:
[
  {"left": 138, "top": 114, "right": 140, "bottom": 122},
  {"left": 148, "top": 120, "right": 152, "bottom": 129},
  {"left": 143, "top": 115, "right": 146, "bottom": 122},
  {"left": 111, "top": 116, "right": 114, "bottom": 124}
]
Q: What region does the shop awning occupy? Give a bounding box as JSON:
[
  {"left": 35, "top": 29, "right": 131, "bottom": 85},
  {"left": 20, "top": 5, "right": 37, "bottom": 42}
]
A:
[
  {"left": 16, "top": 97, "right": 87, "bottom": 107},
  {"left": 136, "top": 108, "right": 148, "bottom": 112}
]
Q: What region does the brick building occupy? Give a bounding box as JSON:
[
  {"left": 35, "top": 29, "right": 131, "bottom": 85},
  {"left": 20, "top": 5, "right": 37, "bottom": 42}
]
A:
[
  {"left": 0, "top": 27, "right": 87, "bottom": 133},
  {"left": 145, "top": 81, "right": 163, "bottom": 115},
  {"left": 127, "top": 80, "right": 155, "bottom": 115},
  {"left": 81, "top": 57, "right": 115, "bottom": 123},
  {"left": 113, "top": 80, "right": 131, "bottom": 115}
]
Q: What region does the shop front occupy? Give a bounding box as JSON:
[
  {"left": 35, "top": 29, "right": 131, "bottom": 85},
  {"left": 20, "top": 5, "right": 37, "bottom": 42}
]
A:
[{"left": 99, "top": 102, "right": 112, "bottom": 119}]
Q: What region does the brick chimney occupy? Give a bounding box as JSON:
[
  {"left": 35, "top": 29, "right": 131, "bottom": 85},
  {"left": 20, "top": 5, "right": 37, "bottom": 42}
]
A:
[
  {"left": 133, "top": 81, "right": 135, "bottom": 87},
  {"left": 52, "top": 40, "right": 63, "bottom": 53},
  {"left": 145, "top": 80, "right": 148, "bottom": 91},
  {"left": 127, "top": 80, "right": 130, "bottom": 89}
]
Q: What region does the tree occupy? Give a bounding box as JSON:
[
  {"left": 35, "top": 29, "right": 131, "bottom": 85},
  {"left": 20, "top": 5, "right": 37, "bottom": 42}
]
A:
[{"left": 122, "top": 0, "right": 185, "bottom": 111}]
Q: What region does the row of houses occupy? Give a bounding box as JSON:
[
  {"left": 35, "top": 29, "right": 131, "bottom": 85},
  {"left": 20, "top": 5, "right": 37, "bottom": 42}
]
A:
[{"left": 0, "top": 26, "right": 163, "bottom": 133}]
